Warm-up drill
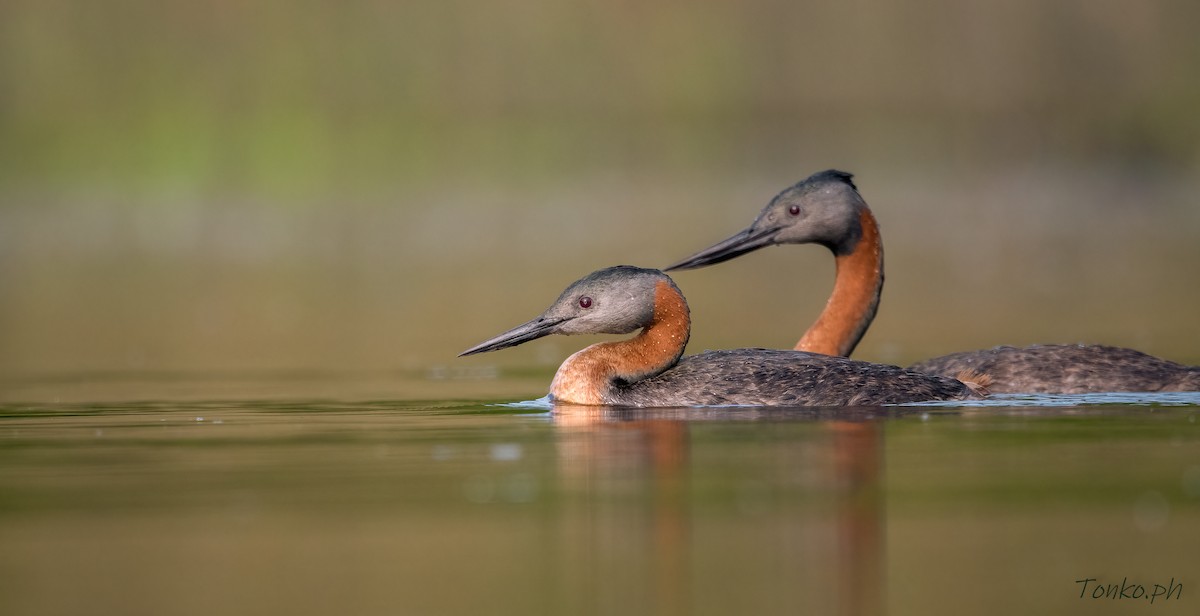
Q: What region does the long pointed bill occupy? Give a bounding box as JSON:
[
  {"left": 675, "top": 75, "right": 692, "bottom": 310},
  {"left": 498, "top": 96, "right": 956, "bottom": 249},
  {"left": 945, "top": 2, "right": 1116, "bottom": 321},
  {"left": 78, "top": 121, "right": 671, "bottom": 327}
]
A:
[
  {"left": 458, "top": 316, "right": 568, "bottom": 357},
  {"left": 664, "top": 225, "right": 781, "bottom": 271}
]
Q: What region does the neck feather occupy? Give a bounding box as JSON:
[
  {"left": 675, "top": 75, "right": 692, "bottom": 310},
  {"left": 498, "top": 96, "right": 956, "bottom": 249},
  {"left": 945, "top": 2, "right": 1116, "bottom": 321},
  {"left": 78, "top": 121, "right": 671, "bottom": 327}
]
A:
[
  {"left": 550, "top": 280, "right": 691, "bottom": 404},
  {"left": 796, "top": 208, "right": 883, "bottom": 357}
]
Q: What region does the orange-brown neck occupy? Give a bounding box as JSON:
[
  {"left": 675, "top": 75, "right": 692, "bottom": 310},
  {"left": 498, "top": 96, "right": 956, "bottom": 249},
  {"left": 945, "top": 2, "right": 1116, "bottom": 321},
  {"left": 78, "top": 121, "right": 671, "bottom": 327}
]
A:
[
  {"left": 550, "top": 280, "right": 691, "bottom": 405},
  {"left": 796, "top": 208, "right": 883, "bottom": 357}
]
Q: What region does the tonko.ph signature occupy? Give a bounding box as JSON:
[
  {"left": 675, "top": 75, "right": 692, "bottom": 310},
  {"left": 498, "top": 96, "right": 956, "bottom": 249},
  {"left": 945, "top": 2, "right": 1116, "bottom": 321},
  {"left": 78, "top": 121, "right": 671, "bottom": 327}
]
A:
[{"left": 1076, "top": 577, "right": 1183, "bottom": 604}]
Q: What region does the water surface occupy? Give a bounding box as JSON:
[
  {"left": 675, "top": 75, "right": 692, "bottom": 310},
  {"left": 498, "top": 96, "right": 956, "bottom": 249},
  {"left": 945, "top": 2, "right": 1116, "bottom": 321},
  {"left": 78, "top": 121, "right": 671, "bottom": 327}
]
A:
[{"left": 1, "top": 380, "right": 1198, "bottom": 616}]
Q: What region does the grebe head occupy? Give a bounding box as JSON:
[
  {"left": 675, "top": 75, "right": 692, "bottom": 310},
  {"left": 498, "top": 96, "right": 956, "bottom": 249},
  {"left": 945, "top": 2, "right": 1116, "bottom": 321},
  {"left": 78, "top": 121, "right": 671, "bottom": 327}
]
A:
[
  {"left": 665, "top": 169, "right": 866, "bottom": 270},
  {"left": 459, "top": 265, "right": 671, "bottom": 356}
]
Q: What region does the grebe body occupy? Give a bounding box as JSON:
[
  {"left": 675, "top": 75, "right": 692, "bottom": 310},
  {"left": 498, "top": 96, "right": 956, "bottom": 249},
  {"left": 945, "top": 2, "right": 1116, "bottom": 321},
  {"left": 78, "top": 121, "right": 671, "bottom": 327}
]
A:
[
  {"left": 665, "top": 170, "right": 1199, "bottom": 394},
  {"left": 907, "top": 344, "right": 1199, "bottom": 394},
  {"left": 565, "top": 348, "right": 981, "bottom": 407},
  {"left": 460, "top": 266, "right": 981, "bottom": 407}
]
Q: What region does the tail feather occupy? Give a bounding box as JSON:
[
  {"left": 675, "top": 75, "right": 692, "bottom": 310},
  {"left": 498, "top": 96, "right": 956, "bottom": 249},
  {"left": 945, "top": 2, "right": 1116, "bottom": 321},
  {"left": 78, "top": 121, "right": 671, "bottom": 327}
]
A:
[
  {"left": 955, "top": 369, "right": 993, "bottom": 397},
  {"left": 1178, "top": 368, "right": 1200, "bottom": 392}
]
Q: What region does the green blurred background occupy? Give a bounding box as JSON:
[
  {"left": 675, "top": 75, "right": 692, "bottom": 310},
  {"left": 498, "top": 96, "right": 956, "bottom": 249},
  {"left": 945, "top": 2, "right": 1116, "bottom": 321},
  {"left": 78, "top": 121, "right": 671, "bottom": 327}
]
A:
[{"left": 2, "top": 0, "right": 1199, "bottom": 391}]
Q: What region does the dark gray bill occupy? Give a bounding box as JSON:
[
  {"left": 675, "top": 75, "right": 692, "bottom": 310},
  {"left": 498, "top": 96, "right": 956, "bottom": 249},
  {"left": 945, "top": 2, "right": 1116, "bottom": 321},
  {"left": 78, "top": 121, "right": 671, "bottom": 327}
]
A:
[
  {"left": 664, "top": 225, "right": 781, "bottom": 271},
  {"left": 458, "top": 316, "right": 567, "bottom": 357}
]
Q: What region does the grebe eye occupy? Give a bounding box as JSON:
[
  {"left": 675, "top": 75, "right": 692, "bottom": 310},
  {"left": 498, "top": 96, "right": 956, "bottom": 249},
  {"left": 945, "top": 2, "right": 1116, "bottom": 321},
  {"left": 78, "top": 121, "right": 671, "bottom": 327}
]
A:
[
  {"left": 788, "top": 204, "right": 801, "bottom": 216},
  {"left": 579, "top": 296, "right": 593, "bottom": 309}
]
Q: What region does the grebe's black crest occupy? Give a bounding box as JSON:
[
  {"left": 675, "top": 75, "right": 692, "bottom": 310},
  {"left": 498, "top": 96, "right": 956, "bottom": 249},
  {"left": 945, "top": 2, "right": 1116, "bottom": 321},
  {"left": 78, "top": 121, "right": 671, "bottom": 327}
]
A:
[{"left": 802, "top": 169, "right": 857, "bottom": 191}]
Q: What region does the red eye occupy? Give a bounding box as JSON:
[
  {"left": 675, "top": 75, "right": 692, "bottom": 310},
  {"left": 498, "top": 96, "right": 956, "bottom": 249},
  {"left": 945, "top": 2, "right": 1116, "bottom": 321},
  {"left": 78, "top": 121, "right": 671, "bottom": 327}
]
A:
[
  {"left": 579, "top": 296, "right": 593, "bottom": 308},
  {"left": 788, "top": 204, "right": 801, "bottom": 216}
]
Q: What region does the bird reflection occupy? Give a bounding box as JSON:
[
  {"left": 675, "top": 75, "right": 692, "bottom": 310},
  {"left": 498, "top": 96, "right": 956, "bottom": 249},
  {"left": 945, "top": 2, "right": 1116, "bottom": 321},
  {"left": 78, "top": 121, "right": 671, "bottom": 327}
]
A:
[
  {"left": 549, "top": 404, "right": 887, "bottom": 616},
  {"left": 552, "top": 405, "right": 690, "bottom": 616}
]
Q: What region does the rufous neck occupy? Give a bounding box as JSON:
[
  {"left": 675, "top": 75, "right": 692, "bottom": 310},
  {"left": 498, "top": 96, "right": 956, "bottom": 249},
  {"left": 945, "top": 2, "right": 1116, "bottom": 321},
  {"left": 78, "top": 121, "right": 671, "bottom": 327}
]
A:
[
  {"left": 795, "top": 208, "right": 883, "bottom": 357},
  {"left": 550, "top": 280, "right": 691, "bottom": 404}
]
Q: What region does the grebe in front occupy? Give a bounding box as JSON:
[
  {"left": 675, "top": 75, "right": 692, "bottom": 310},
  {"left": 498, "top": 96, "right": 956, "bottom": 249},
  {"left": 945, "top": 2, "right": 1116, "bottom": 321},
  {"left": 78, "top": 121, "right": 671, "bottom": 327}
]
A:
[
  {"left": 459, "top": 266, "right": 982, "bottom": 407},
  {"left": 665, "top": 170, "right": 1200, "bottom": 394}
]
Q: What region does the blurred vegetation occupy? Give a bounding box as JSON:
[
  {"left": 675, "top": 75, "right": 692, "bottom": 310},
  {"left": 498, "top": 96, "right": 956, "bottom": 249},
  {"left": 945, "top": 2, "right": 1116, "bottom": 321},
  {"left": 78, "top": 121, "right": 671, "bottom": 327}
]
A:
[
  {"left": 3, "top": 0, "right": 1199, "bottom": 198},
  {"left": 1, "top": 0, "right": 1199, "bottom": 384}
]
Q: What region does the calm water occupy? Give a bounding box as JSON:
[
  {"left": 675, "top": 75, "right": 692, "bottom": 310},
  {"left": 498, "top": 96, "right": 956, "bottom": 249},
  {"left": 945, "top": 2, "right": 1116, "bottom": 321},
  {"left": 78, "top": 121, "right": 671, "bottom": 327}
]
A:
[{"left": 1, "top": 377, "right": 1198, "bottom": 616}]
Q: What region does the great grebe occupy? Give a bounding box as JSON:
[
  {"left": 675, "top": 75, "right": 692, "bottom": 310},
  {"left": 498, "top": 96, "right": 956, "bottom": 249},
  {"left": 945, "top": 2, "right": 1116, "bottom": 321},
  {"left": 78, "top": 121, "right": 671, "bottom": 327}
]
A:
[
  {"left": 665, "top": 170, "right": 1200, "bottom": 394},
  {"left": 459, "top": 265, "right": 983, "bottom": 406}
]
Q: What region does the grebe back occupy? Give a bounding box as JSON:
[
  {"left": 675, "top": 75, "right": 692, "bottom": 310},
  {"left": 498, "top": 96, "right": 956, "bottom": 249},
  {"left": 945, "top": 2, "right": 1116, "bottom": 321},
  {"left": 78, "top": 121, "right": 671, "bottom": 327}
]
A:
[
  {"left": 906, "top": 344, "right": 1200, "bottom": 394},
  {"left": 459, "top": 266, "right": 982, "bottom": 407}
]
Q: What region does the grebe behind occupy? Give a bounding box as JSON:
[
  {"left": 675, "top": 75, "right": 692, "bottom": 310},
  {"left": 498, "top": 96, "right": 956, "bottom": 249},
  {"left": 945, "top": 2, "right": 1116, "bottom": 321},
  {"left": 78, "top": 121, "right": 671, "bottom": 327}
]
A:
[
  {"left": 459, "top": 266, "right": 982, "bottom": 407},
  {"left": 665, "top": 170, "right": 1200, "bottom": 394}
]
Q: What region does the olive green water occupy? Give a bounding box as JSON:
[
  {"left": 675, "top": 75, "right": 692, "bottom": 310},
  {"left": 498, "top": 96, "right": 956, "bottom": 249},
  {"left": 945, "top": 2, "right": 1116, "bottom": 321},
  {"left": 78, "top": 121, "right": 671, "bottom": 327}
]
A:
[
  {"left": 2, "top": 378, "right": 1198, "bottom": 616},
  {"left": 4, "top": 2, "right": 1200, "bottom": 614}
]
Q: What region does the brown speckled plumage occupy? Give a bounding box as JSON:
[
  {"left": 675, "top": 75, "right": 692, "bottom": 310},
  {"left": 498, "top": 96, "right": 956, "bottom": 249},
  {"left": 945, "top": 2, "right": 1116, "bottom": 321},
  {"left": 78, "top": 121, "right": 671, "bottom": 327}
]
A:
[
  {"left": 604, "top": 348, "right": 976, "bottom": 406},
  {"left": 908, "top": 344, "right": 1200, "bottom": 394}
]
